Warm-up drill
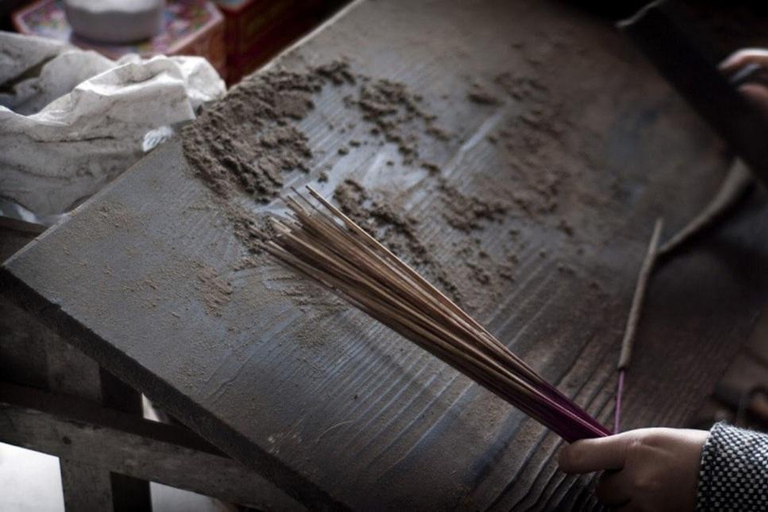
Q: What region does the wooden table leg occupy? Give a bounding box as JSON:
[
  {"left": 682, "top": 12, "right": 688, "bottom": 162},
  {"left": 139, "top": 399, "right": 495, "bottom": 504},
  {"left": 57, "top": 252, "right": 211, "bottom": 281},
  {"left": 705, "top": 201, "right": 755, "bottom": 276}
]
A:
[
  {"left": 59, "top": 461, "right": 115, "bottom": 511},
  {"left": 46, "top": 337, "right": 152, "bottom": 512},
  {"left": 0, "top": 382, "right": 304, "bottom": 510},
  {"left": 2, "top": 224, "right": 152, "bottom": 511}
]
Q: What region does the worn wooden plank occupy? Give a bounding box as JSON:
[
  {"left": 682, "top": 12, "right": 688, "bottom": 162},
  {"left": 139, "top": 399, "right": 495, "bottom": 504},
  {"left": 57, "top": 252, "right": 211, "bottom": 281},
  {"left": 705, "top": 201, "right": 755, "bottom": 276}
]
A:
[
  {"left": 0, "top": 383, "right": 304, "bottom": 511},
  {"left": 3, "top": 0, "right": 768, "bottom": 510}
]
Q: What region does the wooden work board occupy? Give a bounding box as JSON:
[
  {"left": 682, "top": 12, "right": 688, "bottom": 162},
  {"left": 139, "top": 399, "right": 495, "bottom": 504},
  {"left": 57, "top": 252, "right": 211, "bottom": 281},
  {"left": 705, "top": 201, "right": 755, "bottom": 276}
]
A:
[{"left": 5, "top": 0, "right": 768, "bottom": 510}]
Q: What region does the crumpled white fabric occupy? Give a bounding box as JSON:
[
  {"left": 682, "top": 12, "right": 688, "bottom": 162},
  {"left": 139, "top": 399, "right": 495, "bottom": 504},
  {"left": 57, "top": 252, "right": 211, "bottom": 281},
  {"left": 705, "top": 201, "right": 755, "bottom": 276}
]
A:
[{"left": 0, "top": 31, "right": 225, "bottom": 217}]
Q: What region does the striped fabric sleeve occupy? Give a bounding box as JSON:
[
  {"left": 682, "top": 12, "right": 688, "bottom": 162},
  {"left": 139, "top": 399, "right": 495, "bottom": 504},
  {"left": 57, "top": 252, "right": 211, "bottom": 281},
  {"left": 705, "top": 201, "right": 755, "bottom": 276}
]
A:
[{"left": 695, "top": 422, "right": 768, "bottom": 511}]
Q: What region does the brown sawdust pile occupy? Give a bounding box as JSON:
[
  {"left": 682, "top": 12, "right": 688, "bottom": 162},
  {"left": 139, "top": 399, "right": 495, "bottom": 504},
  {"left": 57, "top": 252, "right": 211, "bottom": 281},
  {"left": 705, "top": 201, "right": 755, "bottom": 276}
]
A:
[{"left": 181, "top": 57, "right": 584, "bottom": 305}]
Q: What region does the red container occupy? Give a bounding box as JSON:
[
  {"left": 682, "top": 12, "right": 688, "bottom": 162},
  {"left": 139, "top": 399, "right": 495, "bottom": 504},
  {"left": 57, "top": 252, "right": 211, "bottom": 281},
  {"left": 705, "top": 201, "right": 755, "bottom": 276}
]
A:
[{"left": 215, "top": 0, "right": 346, "bottom": 84}]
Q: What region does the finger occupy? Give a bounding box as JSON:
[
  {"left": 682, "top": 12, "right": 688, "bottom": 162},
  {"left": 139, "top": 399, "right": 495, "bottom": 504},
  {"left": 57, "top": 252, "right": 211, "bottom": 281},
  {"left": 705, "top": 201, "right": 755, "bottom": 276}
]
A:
[
  {"left": 720, "top": 49, "right": 768, "bottom": 74},
  {"left": 558, "top": 433, "right": 634, "bottom": 473},
  {"left": 595, "top": 470, "right": 632, "bottom": 507},
  {"left": 740, "top": 83, "right": 768, "bottom": 114}
]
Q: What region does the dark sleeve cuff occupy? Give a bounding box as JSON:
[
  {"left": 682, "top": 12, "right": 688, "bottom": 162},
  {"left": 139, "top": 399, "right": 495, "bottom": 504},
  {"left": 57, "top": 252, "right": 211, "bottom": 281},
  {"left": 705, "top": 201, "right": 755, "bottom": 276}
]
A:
[{"left": 695, "top": 422, "right": 768, "bottom": 511}]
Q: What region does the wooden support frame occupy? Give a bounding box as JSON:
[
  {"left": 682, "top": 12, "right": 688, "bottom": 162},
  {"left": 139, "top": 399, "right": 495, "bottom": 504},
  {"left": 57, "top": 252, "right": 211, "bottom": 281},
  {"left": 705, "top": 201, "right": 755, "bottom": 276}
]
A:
[
  {"left": 1, "top": 223, "right": 299, "bottom": 511},
  {"left": 44, "top": 330, "right": 152, "bottom": 512},
  {"left": 0, "top": 382, "right": 303, "bottom": 511}
]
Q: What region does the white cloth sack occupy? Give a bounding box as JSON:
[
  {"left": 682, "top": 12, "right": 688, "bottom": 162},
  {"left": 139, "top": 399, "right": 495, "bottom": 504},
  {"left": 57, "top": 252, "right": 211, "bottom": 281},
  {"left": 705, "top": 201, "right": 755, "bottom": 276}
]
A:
[{"left": 0, "top": 31, "right": 225, "bottom": 218}]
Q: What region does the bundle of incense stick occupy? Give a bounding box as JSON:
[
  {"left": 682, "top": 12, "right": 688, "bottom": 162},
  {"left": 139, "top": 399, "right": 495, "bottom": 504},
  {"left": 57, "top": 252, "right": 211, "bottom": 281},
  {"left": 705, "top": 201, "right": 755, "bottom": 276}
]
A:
[{"left": 266, "top": 187, "right": 610, "bottom": 442}]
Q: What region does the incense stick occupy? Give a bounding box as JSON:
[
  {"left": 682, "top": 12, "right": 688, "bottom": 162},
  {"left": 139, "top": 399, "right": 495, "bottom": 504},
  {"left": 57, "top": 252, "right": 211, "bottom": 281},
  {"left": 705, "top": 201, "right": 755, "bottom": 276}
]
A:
[
  {"left": 659, "top": 160, "right": 752, "bottom": 257},
  {"left": 267, "top": 186, "right": 610, "bottom": 442},
  {"left": 614, "top": 218, "right": 664, "bottom": 433},
  {"left": 613, "top": 162, "right": 752, "bottom": 431}
]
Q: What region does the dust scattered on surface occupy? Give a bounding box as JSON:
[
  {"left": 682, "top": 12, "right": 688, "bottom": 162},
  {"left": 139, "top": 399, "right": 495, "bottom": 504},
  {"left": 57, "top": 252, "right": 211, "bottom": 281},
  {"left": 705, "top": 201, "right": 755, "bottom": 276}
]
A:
[
  {"left": 334, "top": 179, "right": 460, "bottom": 302},
  {"left": 182, "top": 60, "right": 450, "bottom": 207},
  {"left": 467, "top": 82, "right": 501, "bottom": 106},
  {"left": 438, "top": 178, "right": 510, "bottom": 233},
  {"left": 490, "top": 71, "right": 570, "bottom": 217},
  {"left": 181, "top": 60, "right": 452, "bottom": 258},
  {"left": 353, "top": 78, "right": 450, "bottom": 163},
  {"left": 180, "top": 55, "right": 601, "bottom": 310},
  {"left": 196, "top": 265, "right": 233, "bottom": 316},
  {"left": 182, "top": 65, "right": 334, "bottom": 203}
]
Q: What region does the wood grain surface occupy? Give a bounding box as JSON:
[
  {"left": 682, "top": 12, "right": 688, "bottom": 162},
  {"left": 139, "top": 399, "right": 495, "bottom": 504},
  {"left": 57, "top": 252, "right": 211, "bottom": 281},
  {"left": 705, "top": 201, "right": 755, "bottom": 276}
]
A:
[{"left": 4, "top": 0, "right": 768, "bottom": 510}]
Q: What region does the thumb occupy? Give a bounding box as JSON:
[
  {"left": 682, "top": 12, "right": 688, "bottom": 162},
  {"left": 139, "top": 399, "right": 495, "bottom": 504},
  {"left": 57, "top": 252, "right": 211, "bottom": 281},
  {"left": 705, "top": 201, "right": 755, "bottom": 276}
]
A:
[
  {"left": 739, "top": 83, "right": 768, "bottom": 120},
  {"left": 558, "top": 433, "right": 634, "bottom": 474}
]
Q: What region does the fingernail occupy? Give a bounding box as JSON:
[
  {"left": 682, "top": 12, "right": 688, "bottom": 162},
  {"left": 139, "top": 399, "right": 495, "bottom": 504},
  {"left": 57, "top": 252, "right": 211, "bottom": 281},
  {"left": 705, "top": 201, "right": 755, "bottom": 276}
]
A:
[{"left": 730, "top": 63, "right": 763, "bottom": 86}]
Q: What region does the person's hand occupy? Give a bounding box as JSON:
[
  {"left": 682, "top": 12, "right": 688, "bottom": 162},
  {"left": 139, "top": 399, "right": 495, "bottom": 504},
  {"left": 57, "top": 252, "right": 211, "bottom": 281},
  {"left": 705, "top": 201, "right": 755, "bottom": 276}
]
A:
[
  {"left": 721, "top": 48, "right": 768, "bottom": 118},
  {"left": 558, "top": 428, "right": 708, "bottom": 512}
]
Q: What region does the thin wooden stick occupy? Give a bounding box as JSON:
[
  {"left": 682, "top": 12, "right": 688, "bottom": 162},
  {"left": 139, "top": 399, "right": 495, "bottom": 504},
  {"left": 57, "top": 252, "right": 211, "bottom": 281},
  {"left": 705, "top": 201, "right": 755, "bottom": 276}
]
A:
[
  {"left": 613, "top": 162, "right": 753, "bottom": 432},
  {"left": 658, "top": 160, "right": 753, "bottom": 257},
  {"left": 614, "top": 369, "right": 625, "bottom": 435},
  {"left": 268, "top": 186, "right": 610, "bottom": 442},
  {"left": 614, "top": 218, "right": 664, "bottom": 433}
]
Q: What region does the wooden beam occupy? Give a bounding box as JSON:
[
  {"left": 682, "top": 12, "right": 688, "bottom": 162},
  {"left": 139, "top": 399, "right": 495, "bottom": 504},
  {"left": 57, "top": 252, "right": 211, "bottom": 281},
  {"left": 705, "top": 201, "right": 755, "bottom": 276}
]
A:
[
  {"left": 60, "top": 461, "right": 115, "bottom": 512},
  {"left": 0, "top": 383, "right": 304, "bottom": 511},
  {"left": 101, "top": 371, "right": 153, "bottom": 512},
  {"left": 2, "top": 213, "right": 152, "bottom": 512},
  {"left": 44, "top": 333, "right": 152, "bottom": 512}
]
